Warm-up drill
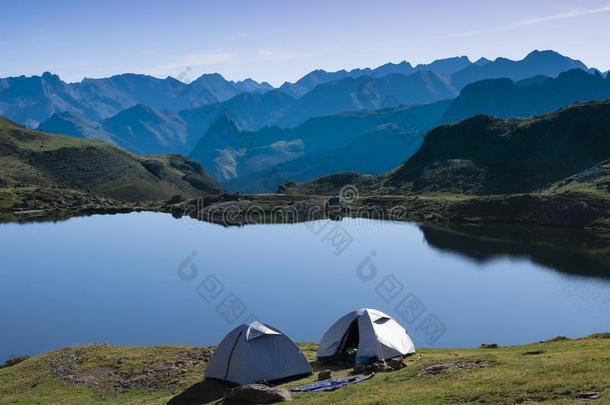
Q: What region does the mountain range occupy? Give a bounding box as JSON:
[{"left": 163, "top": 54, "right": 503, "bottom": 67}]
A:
[
  {"left": 3, "top": 49, "right": 609, "bottom": 193},
  {"left": 277, "top": 55, "right": 473, "bottom": 98},
  {"left": 0, "top": 71, "right": 271, "bottom": 127},
  {"left": 191, "top": 67, "right": 610, "bottom": 192},
  {"left": 441, "top": 69, "right": 610, "bottom": 123},
  {"left": 2, "top": 50, "right": 589, "bottom": 129},
  {"left": 282, "top": 100, "right": 610, "bottom": 197},
  {"left": 190, "top": 100, "right": 452, "bottom": 191},
  {"left": 36, "top": 70, "right": 458, "bottom": 157}
]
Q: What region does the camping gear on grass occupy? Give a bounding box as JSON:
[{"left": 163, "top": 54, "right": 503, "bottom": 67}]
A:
[
  {"left": 291, "top": 374, "right": 375, "bottom": 392},
  {"left": 205, "top": 321, "right": 312, "bottom": 385},
  {"left": 317, "top": 308, "right": 415, "bottom": 364}
]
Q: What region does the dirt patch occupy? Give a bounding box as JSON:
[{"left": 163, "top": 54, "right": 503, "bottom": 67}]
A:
[
  {"left": 49, "top": 350, "right": 81, "bottom": 379},
  {"left": 48, "top": 347, "right": 213, "bottom": 394},
  {"left": 522, "top": 350, "right": 545, "bottom": 356},
  {"left": 575, "top": 391, "right": 601, "bottom": 400},
  {"left": 418, "top": 360, "right": 490, "bottom": 376}
]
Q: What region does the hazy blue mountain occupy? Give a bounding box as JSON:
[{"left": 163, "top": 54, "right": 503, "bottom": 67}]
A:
[
  {"left": 75, "top": 74, "right": 188, "bottom": 113},
  {"left": 20, "top": 49, "right": 606, "bottom": 177},
  {"left": 0, "top": 71, "right": 272, "bottom": 127},
  {"left": 177, "top": 70, "right": 456, "bottom": 140},
  {"left": 279, "top": 70, "right": 356, "bottom": 98},
  {"left": 414, "top": 56, "right": 472, "bottom": 76},
  {"left": 101, "top": 104, "right": 192, "bottom": 155},
  {"left": 182, "top": 90, "right": 296, "bottom": 133},
  {"left": 277, "top": 71, "right": 457, "bottom": 127},
  {"left": 172, "top": 73, "right": 272, "bottom": 109},
  {"left": 0, "top": 72, "right": 81, "bottom": 127},
  {"left": 224, "top": 122, "right": 426, "bottom": 193},
  {"left": 191, "top": 100, "right": 452, "bottom": 191},
  {"left": 450, "top": 50, "right": 587, "bottom": 89},
  {"left": 278, "top": 57, "right": 470, "bottom": 98},
  {"left": 2, "top": 50, "right": 595, "bottom": 130},
  {"left": 37, "top": 111, "right": 117, "bottom": 145},
  {"left": 37, "top": 90, "right": 296, "bottom": 157},
  {"left": 369, "top": 61, "right": 414, "bottom": 78},
  {"left": 233, "top": 78, "right": 274, "bottom": 93},
  {"left": 40, "top": 104, "right": 193, "bottom": 156},
  {"left": 442, "top": 69, "right": 610, "bottom": 123},
  {"left": 474, "top": 57, "right": 491, "bottom": 66},
  {"left": 513, "top": 75, "right": 549, "bottom": 87}
]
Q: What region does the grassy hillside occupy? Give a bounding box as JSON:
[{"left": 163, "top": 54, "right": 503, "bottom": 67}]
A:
[
  {"left": 0, "top": 336, "right": 608, "bottom": 404},
  {"left": 386, "top": 101, "right": 610, "bottom": 195},
  {"left": 0, "top": 117, "right": 222, "bottom": 202}
]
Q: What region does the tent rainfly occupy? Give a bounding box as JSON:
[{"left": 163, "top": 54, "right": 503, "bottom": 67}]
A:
[
  {"left": 205, "top": 321, "right": 312, "bottom": 385},
  {"left": 317, "top": 308, "right": 415, "bottom": 363}
]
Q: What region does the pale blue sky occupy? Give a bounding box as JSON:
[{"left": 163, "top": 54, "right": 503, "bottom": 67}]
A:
[{"left": 2, "top": 0, "right": 609, "bottom": 85}]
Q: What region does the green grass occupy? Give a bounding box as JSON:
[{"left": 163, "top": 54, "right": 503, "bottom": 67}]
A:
[
  {"left": 1, "top": 336, "right": 608, "bottom": 404},
  {"left": 0, "top": 118, "right": 222, "bottom": 203},
  {"left": 0, "top": 188, "right": 19, "bottom": 210}
]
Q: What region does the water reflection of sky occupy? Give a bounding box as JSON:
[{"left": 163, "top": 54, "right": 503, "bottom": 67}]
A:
[{"left": 1, "top": 212, "right": 609, "bottom": 362}]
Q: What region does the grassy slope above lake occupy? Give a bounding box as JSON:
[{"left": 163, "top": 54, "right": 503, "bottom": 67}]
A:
[
  {"left": 280, "top": 101, "right": 610, "bottom": 230},
  {"left": 0, "top": 117, "right": 222, "bottom": 204},
  {"left": 0, "top": 336, "right": 608, "bottom": 404}
]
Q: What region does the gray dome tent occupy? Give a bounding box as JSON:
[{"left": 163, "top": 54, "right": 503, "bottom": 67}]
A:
[
  {"left": 317, "top": 308, "right": 415, "bottom": 363},
  {"left": 205, "top": 321, "right": 312, "bottom": 385}
]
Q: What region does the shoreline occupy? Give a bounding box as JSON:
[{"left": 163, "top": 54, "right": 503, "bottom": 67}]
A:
[
  {"left": 1, "top": 333, "right": 608, "bottom": 404},
  {"left": 2, "top": 186, "right": 610, "bottom": 232}
]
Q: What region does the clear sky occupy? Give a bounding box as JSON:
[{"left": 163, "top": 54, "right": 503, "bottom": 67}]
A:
[{"left": 2, "top": 0, "right": 609, "bottom": 86}]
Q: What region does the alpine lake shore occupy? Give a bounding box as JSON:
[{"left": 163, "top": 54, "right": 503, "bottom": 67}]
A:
[
  {"left": 2, "top": 190, "right": 610, "bottom": 403},
  {"left": 1, "top": 334, "right": 609, "bottom": 404},
  {"left": 2, "top": 183, "right": 610, "bottom": 232}
]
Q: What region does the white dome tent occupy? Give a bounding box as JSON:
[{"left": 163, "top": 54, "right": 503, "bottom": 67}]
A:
[
  {"left": 205, "top": 321, "right": 312, "bottom": 385},
  {"left": 317, "top": 308, "right": 416, "bottom": 364}
]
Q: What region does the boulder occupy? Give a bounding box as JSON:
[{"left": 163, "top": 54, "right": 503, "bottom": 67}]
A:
[
  {"left": 317, "top": 370, "right": 332, "bottom": 380},
  {"left": 386, "top": 357, "right": 406, "bottom": 370},
  {"left": 224, "top": 384, "right": 292, "bottom": 403},
  {"left": 575, "top": 391, "right": 600, "bottom": 400}
]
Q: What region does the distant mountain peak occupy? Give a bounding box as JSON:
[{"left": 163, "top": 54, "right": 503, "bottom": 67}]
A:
[
  {"left": 41, "top": 71, "right": 61, "bottom": 81},
  {"left": 128, "top": 103, "right": 158, "bottom": 114},
  {"left": 211, "top": 113, "right": 242, "bottom": 132},
  {"left": 191, "top": 72, "right": 227, "bottom": 83},
  {"left": 474, "top": 57, "right": 491, "bottom": 66},
  {"left": 525, "top": 49, "right": 564, "bottom": 59}
]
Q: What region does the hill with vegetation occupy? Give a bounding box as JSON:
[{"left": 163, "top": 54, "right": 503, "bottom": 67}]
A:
[
  {"left": 385, "top": 101, "right": 610, "bottom": 195},
  {"left": 0, "top": 117, "right": 222, "bottom": 203}
]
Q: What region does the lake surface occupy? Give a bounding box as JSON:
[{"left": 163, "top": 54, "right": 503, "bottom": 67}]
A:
[{"left": 1, "top": 212, "right": 610, "bottom": 362}]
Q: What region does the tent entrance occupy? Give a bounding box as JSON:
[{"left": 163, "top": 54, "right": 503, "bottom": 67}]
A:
[{"left": 337, "top": 319, "right": 359, "bottom": 358}]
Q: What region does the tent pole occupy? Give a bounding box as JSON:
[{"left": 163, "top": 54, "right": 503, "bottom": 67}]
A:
[
  {"left": 375, "top": 331, "right": 386, "bottom": 366},
  {"left": 224, "top": 331, "right": 243, "bottom": 381}
]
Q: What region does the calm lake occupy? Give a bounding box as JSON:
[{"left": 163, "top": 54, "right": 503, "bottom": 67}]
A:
[{"left": 1, "top": 212, "right": 610, "bottom": 362}]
